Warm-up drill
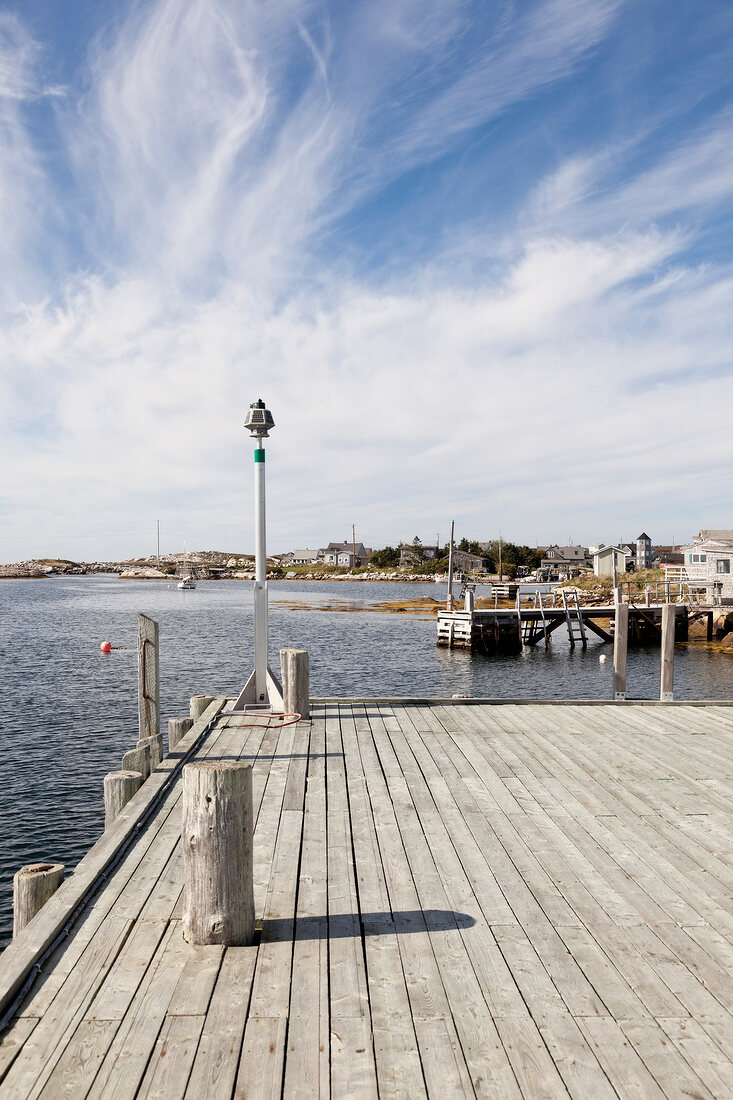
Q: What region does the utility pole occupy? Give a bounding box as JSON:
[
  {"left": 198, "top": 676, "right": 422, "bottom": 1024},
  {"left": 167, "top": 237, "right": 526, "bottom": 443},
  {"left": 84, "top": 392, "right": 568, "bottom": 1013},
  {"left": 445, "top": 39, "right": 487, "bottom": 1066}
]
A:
[
  {"left": 498, "top": 532, "right": 503, "bottom": 582},
  {"left": 156, "top": 520, "right": 160, "bottom": 568},
  {"left": 352, "top": 524, "right": 357, "bottom": 569},
  {"left": 447, "top": 521, "right": 455, "bottom": 610}
]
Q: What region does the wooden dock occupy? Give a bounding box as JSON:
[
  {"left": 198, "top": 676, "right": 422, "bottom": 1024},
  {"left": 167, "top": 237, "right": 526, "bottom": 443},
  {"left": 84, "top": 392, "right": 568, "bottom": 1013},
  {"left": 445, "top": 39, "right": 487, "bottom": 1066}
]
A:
[
  {"left": 437, "top": 602, "right": 693, "bottom": 653},
  {"left": 2, "top": 697, "right": 733, "bottom": 1097}
]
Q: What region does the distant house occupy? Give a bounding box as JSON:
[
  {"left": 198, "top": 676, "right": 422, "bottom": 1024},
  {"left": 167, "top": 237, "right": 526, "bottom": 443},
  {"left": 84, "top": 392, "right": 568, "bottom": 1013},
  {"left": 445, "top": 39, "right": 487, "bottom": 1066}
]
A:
[
  {"left": 681, "top": 530, "right": 733, "bottom": 601},
  {"left": 592, "top": 546, "right": 627, "bottom": 579},
  {"left": 399, "top": 543, "right": 442, "bottom": 565},
  {"left": 451, "top": 549, "right": 486, "bottom": 573},
  {"left": 654, "top": 546, "right": 684, "bottom": 566},
  {"left": 320, "top": 541, "right": 369, "bottom": 568},
  {"left": 635, "top": 532, "right": 653, "bottom": 571},
  {"left": 281, "top": 549, "right": 320, "bottom": 565},
  {"left": 540, "top": 545, "right": 590, "bottom": 573}
]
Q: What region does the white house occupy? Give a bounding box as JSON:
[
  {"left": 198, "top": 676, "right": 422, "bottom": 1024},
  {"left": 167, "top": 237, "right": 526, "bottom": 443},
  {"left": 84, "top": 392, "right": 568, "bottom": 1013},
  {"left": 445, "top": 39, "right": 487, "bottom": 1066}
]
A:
[
  {"left": 681, "top": 530, "right": 733, "bottom": 601},
  {"left": 281, "top": 549, "right": 320, "bottom": 565},
  {"left": 592, "top": 545, "right": 627, "bottom": 579}
]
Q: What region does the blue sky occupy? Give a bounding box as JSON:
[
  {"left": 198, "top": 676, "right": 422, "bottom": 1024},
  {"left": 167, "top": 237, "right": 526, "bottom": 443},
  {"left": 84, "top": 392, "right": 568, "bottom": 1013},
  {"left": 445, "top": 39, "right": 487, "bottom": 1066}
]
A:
[{"left": 2, "top": 0, "right": 733, "bottom": 560}]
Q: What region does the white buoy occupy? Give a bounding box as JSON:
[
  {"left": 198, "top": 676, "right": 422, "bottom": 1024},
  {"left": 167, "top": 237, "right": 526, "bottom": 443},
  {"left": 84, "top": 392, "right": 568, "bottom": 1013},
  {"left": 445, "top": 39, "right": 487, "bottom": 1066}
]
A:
[{"left": 599, "top": 654, "right": 607, "bottom": 663}]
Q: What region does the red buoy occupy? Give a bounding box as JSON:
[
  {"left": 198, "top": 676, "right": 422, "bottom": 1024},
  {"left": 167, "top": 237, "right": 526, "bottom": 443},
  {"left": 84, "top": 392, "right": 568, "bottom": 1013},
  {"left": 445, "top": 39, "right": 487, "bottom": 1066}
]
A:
[{"left": 100, "top": 641, "right": 112, "bottom": 653}]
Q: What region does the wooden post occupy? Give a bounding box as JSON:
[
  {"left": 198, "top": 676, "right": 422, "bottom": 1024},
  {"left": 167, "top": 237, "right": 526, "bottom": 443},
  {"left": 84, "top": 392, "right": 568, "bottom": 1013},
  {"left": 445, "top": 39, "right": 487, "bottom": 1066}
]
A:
[
  {"left": 280, "top": 649, "right": 310, "bottom": 719},
  {"left": 121, "top": 741, "right": 152, "bottom": 780},
  {"left": 707, "top": 611, "right": 714, "bottom": 642},
  {"left": 182, "top": 761, "right": 255, "bottom": 946},
  {"left": 645, "top": 586, "right": 651, "bottom": 607},
  {"left": 190, "top": 695, "right": 215, "bottom": 722},
  {"left": 13, "top": 863, "right": 65, "bottom": 938},
  {"left": 137, "top": 614, "right": 160, "bottom": 741},
  {"left": 613, "top": 603, "right": 628, "bottom": 701},
  {"left": 104, "top": 770, "right": 143, "bottom": 828},
  {"left": 137, "top": 733, "right": 163, "bottom": 772},
  {"left": 168, "top": 716, "right": 193, "bottom": 753},
  {"left": 661, "top": 603, "right": 675, "bottom": 701}
]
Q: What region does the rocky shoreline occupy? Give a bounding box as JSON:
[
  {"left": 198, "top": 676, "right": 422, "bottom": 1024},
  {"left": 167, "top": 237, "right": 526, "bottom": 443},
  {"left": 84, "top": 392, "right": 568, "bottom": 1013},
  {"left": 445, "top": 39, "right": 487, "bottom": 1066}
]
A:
[{"left": 0, "top": 553, "right": 451, "bottom": 584}]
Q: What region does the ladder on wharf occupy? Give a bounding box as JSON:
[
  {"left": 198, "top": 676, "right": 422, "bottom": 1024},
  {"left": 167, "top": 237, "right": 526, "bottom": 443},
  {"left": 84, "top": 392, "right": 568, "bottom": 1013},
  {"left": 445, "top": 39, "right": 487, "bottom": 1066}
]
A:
[{"left": 561, "top": 588, "right": 587, "bottom": 648}]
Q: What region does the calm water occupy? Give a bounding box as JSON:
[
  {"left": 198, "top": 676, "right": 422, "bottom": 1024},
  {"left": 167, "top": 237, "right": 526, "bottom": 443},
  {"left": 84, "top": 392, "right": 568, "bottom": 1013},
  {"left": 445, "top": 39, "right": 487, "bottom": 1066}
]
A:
[{"left": 1, "top": 575, "right": 732, "bottom": 947}]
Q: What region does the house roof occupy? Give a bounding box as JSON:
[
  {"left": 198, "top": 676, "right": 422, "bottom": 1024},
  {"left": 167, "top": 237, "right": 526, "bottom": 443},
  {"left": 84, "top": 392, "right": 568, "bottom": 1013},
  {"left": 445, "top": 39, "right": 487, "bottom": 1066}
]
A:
[
  {"left": 543, "top": 545, "right": 588, "bottom": 560},
  {"left": 592, "top": 545, "right": 626, "bottom": 557},
  {"left": 636, "top": 532, "right": 651, "bottom": 541},
  {"left": 698, "top": 530, "right": 733, "bottom": 541},
  {"left": 322, "top": 541, "right": 367, "bottom": 557}
]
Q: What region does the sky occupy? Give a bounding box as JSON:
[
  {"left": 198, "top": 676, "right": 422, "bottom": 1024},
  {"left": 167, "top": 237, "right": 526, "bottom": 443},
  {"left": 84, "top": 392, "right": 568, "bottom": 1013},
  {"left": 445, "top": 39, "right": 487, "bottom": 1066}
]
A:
[{"left": 2, "top": 0, "right": 733, "bottom": 561}]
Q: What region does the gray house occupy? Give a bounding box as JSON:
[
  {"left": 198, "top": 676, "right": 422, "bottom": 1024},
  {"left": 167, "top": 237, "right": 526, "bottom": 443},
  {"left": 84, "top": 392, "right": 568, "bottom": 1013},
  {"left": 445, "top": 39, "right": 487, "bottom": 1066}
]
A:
[
  {"left": 320, "top": 541, "right": 369, "bottom": 567},
  {"left": 399, "top": 543, "right": 442, "bottom": 566},
  {"left": 540, "top": 545, "right": 590, "bottom": 574},
  {"left": 635, "top": 532, "right": 653, "bottom": 570}
]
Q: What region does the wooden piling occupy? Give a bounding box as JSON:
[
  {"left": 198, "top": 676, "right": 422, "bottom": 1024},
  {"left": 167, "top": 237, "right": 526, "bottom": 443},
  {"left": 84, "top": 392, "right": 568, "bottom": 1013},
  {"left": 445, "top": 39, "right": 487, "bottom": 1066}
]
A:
[
  {"left": 121, "top": 741, "right": 152, "bottom": 780},
  {"left": 190, "top": 695, "right": 215, "bottom": 722},
  {"left": 137, "top": 733, "right": 163, "bottom": 772},
  {"left": 613, "top": 603, "right": 629, "bottom": 701},
  {"left": 13, "top": 863, "right": 64, "bottom": 938},
  {"left": 137, "top": 614, "right": 159, "bottom": 741},
  {"left": 661, "top": 603, "right": 675, "bottom": 701},
  {"left": 104, "top": 770, "right": 143, "bottom": 828},
  {"left": 182, "top": 760, "right": 255, "bottom": 946},
  {"left": 280, "top": 649, "right": 310, "bottom": 719},
  {"left": 168, "top": 716, "right": 193, "bottom": 752}
]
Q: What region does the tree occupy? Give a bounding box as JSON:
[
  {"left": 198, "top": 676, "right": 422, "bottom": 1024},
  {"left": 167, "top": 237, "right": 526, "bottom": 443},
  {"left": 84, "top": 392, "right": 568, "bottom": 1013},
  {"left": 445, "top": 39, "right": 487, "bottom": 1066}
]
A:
[
  {"left": 404, "top": 536, "right": 425, "bottom": 567},
  {"left": 370, "top": 545, "right": 400, "bottom": 567}
]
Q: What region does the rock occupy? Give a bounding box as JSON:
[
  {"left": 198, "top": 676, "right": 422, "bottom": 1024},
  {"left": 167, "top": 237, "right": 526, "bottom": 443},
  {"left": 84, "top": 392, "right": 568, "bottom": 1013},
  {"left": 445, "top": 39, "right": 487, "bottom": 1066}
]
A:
[
  {"left": 714, "top": 612, "right": 733, "bottom": 639},
  {"left": 687, "top": 618, "right": 710, "bottom": 638},
  {"left": 720, "top": 632, "right": 733, "bottom": 648},
  {"left": 119, "top": 568, "right": 168, "bottom": 579}
]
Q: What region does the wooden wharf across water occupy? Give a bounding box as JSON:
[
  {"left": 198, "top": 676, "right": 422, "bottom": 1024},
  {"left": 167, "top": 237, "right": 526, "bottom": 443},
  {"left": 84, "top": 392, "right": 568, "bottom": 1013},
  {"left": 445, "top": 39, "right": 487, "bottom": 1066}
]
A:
[
  {"left": 437, "top": 599, "right": 701, "bottom": 654},
  {"left": 2, "top": 690, "right": 733, "bottom": 1098}
]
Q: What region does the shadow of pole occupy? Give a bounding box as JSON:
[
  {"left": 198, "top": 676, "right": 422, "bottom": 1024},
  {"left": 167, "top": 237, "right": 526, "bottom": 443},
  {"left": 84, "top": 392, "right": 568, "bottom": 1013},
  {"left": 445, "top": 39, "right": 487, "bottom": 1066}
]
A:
[{"left": 259, "top": 909, "right": 476, "bottom": 942}]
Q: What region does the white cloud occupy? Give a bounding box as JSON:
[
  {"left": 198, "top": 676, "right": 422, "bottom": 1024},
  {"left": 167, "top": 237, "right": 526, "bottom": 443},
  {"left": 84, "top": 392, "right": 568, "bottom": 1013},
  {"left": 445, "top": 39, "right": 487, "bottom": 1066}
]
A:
[{"left": 2, "top": 0, "right": 733, "bottom": 560}]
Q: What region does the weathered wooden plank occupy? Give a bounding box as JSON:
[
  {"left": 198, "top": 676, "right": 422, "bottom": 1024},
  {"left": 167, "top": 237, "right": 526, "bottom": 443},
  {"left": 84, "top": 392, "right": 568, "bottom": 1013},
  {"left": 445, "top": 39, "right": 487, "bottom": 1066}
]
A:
[
  {"left": 282, "top": 721, "right": 329, "bottom": 1099},
  {"left": 620, "top": 1018, "right": 714, "bottom": 1099},
  {"left": 234, "top": 1017, "right": 287, "bottom": 1100},
  {"left": 577, "top": 1016, "right": 666, "bottom": 1099},
  {"left": 0, "top": 1018, "right": 37, "bottom": 1086},
  {"left": 0, "top": 698, "right": 227, "bottom": 1022},
  {"left": 658, "top": 1017, "right": 733, "bottom": 1098},
  {"left": 494, "top": 1017, "right": 568, "bottom": 1100},
  {"left": 136, "top": 1013, "right": 205, "bottom": 1098},
  {"left": 340, "top": 709, "right": 425, "bottom": 1098},
  {"left": 366, "top": 708, "right": 521, "bottom": 1098},
  {"left": 0, "top": 915, "right": 133, "bottom": 1099},
  {"left": 184, "top": 947, "right": 256, "bottom": 1099},
  {"left": 87, "top": 921, "right": 191, "bottom": 1100},
  {"left": 37, "top": 1019, "right": 119, "bottom": 1100}
]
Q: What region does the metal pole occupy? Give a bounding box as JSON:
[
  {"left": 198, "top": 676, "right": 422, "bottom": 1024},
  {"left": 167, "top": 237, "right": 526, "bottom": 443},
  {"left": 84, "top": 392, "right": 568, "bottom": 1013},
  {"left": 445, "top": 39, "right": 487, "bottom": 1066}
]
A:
[
  {"left": 157, "top": 519, "right": 160, "bottom": 569},
  {"left": 254, "top": 440, "right": 268, "bottom": 702}
]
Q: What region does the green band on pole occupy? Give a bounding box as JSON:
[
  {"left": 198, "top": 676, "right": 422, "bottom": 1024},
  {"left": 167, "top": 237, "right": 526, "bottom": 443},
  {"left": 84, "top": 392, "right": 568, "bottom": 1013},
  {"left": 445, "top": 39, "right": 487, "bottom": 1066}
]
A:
[{"left": 254, "top": 449, "right": 265, "bottom": 463}]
